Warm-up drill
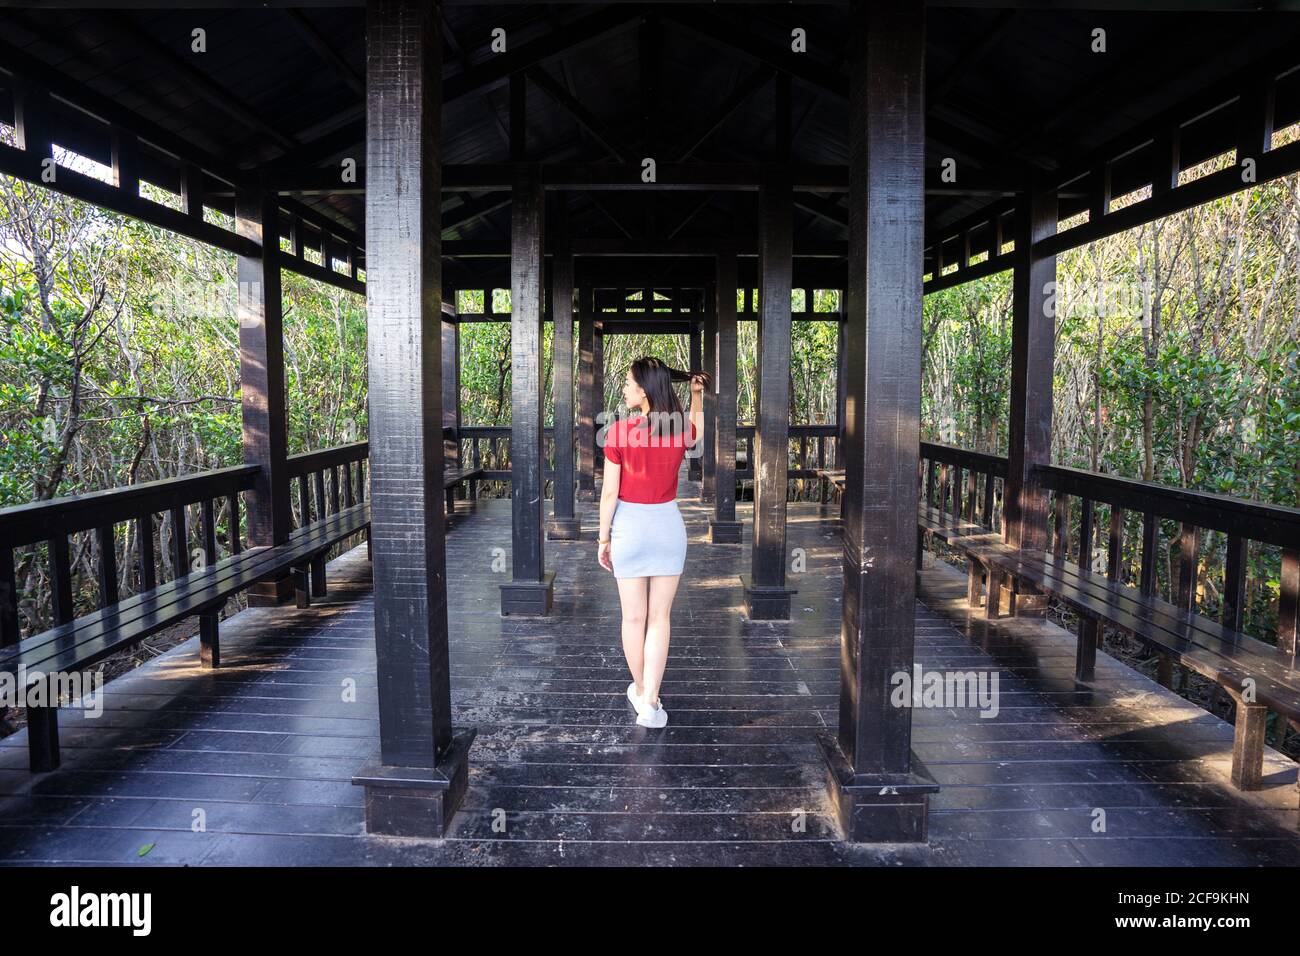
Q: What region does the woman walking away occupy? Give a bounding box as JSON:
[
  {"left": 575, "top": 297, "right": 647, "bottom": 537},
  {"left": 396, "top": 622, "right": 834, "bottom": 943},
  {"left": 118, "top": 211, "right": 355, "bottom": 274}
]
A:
[{"left": 597, "top": 357, "right": 709, "bottom": 728}]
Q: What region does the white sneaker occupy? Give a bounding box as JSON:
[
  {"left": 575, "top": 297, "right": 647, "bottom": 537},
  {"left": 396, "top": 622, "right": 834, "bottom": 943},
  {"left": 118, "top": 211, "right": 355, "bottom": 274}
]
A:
[
  {"left": 627, "top": 682, "right": 665, "bottom": 710},
  {"left": 636, "top": 699, "right": 668, "bottom": 729},
  {"left": 627, "top": 682, "right": 668, "bottom": 727}
]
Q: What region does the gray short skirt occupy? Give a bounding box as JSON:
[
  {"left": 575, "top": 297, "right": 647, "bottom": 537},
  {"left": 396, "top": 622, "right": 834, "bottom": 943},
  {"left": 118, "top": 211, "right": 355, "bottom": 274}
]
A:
[{"left": 610, "top": 499, "right": 688, "bottom": 578}]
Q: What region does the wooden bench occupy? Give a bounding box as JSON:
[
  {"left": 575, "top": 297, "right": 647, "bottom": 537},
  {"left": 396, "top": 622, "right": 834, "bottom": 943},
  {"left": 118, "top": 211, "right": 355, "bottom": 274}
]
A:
[
  {"left": 0, "top": 502, "right": 369, "bottom": 773},
  {"left": 917, "top": 501, "right": 1300, "bottom": 795},
  {"left": 443, "top": 465, "right": 484, "bottom": 514}
]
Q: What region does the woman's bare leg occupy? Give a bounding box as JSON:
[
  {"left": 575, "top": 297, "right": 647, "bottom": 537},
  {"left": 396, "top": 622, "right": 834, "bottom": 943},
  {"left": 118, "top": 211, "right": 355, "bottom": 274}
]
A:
[
  {"left": 615, "top": 576, "right": 650, "bottom": 696},
  {"left": 641, "top": 574, "right": 681, "bottom": 709}
]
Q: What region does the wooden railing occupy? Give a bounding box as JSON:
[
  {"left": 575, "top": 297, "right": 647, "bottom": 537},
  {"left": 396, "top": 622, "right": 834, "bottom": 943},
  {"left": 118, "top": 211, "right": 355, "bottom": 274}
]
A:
[
  {"left": 919, "top": 441, "right": 1007, "bottom": 533},
  {"left": 735, "top": 424, "right": 839, "bottom": 481},
  {"left": 0, "top": 441, "right": 372, "bottom": 648},
  {"left": 458, "top": 423, "right": 839, "bottom": 488},
  {"left": 1040, "top": 464, "right": 1300, "bottom": 654},
  {"left": 0, "top": 464, "right": 259, "bottom": 646},
  {"left": 915, "top": 441, "right": 1300, "bottom": 655},
  {"left": 460, "top": 426, "right": 555, "bottom": 484},
  {"left": 286, "top": 441, "right": 369, "bottom": 531}
]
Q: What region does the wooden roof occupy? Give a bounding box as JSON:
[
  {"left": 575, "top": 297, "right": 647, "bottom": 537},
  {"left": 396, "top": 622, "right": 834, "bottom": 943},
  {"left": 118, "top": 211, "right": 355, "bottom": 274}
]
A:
[{"left": 2, "top": 2, "right": 1300, "bottom": 283}]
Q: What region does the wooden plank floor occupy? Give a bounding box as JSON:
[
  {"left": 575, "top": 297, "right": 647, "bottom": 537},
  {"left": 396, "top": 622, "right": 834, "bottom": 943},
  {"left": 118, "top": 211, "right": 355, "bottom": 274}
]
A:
[{"left": 1, "top": 474, "right": 1298, "bottom": 865}]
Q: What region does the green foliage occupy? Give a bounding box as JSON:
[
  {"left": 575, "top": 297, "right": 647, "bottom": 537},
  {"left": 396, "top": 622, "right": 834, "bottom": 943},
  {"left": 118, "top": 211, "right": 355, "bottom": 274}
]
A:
[
  {"left": 921, "top": 178, "right": 1300, "bottom": 645},
  {"left": 0, "top": 175, "right": 367, "bottom": 631}
]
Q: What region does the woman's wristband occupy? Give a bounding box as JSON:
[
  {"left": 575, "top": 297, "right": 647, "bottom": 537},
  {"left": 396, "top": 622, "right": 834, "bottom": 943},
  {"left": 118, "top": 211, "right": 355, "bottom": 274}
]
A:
[{"left": 598, "top": 536, "right": 611, "bottom": 544}]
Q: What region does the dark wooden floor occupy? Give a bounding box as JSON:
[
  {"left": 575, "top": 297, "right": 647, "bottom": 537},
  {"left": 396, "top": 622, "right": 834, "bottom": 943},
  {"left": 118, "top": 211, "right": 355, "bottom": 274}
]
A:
[{"left": 2, "top": 473, "right": 1298, "bottom": 866}]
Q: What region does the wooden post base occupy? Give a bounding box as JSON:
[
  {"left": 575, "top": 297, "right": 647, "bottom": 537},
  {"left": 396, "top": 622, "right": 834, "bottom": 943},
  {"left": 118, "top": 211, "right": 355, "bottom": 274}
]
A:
[
  {"left": 292, "top": 567, "right": 311, "bottom": 609},
  {"left": 966, "top": 557, "right": 984, "bottom": 608},
  {"left": 709, "top": 519, "right": 742, "bottom": 544},
  {"left": 352, "top": 728, "right": 477, "bottom": 838},
  {"left": 27, "top": 703, "right": 60, "bottom": 773},
  {"left": 500, "top": 570, "right": 556, "bottom": 616},
  {"left": 740, "top": 573, "right": 796, "bottom": 620},
  {"left": 311, "top": 553, "right": 328, "bottom": 597},
  {"left": 1229, "top": 694, "right": 1267, "bottom": 791},
  {"left": 1008, "top": 581, "right": 1050, "bottom": 618},
  {"left": 248, "top": 574, "right": 295, "bottom": 607},
  {"left": 815, "top": 732, "right": 939, "bottom": 844},
  {"left": 199, "top": 605, "right": 221, "bottom": 669},
  {"left": 1075, "top": 617, "right": 1099, "bottom": 681},
  {"left": 545, "top": 516, "right": 582, "bottom": 540}
]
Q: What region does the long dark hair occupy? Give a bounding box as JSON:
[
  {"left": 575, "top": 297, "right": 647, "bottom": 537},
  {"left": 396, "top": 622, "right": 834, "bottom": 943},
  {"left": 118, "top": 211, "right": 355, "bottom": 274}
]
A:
[{"left": 629, "top": 356, "right": 700, "bottom": 438}]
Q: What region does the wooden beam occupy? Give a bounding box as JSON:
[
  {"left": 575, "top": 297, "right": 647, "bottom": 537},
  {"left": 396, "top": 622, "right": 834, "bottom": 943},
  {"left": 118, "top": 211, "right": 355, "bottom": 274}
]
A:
[
  {"left": 527, "top": 65, "right": 635, "bottom": 164},
  {"left": 742, "top": 170, "right": 796, "bottom": 620},
  {"left": 271, "top": 161, "right": 1020, "bottom": 197},
  {"left": 818, "top": 0, "right": 937, "bottom": 845},
  {"left": 352, "top": 0, "right": 473, "bottom": 839},
  {"left": 501, "top": 162, "right": 554, "bottom": 614},
  {"left": 674, "top": 65, "right": 773, "bottom": 162},
  {"left": 445, "top": 6, "right": 644, "bottom": 104},
  {"left": 283, "top": 8, "right": 365, "bottom": 96},
  {"left": 87, "top": 11, "right": 298, "bottom": 157}
]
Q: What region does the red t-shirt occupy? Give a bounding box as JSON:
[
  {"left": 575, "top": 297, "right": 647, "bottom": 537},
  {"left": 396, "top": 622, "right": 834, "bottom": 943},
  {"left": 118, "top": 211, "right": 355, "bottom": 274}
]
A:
[{"left": 603, "top": 414, "right": 697, "bottom": 503}]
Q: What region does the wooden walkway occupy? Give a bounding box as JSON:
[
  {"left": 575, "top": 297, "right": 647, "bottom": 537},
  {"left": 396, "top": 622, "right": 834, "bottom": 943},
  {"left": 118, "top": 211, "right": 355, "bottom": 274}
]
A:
[{"left": 1, "top": 479, "right": 1298, "bottom": 865}]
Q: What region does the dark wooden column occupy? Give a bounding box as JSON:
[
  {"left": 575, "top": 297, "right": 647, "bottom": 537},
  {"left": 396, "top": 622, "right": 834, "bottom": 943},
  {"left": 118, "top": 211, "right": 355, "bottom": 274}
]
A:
[
  {"left": 688, "top": 317, "right": 703, "bottom": 482},
  {"left": 577, "top": 286, "right": 596, "bottom": 501},
  {"left": 547, "top": 227, "right": 580, "bottom": 539},
  {"left": 442, "top": 316, "right": 460, "bottom": 473},
  {"left": 816, "top": 0, "right": 938, "bottom": 845},
  {"left": 1003, "top": 172, "right": 1059, "bottom": 616},
  {"left": 236, "top": 183, "right": 292, "bottom": 605},
  {"left": 593, "top": 319, "right": 605, "bottom": 472},
  {"left": 711, "top": 249, "right": 742, "bottom": 543},
  {"left": 702, "top": 285, "right": 718, "bottom": 503},
  {"left": 741, "top": 174, "right": 797, "bottom": 620},
  {"left": 351, "top": 0, "right": 474, "bottom": 839},
  {"left": 500, "top": 162, "right": 555, "bottom": 614},
  {"left": 835, "top": 313, "right": 848, "bottom": 460}
]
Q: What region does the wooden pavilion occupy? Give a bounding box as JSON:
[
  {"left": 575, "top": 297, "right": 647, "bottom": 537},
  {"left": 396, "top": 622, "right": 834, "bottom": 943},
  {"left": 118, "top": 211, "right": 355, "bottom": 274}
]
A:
[{"left": 0, "top": 0, "right": 1299, "bottom": 860}]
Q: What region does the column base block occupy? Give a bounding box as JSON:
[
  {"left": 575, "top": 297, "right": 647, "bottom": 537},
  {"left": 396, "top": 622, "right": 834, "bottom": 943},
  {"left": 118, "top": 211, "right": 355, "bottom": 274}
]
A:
[
  {"left": 248, "top": 574, "right": 295, "bottom": 607},
  {"left": 815, "top": 732, "right": 939, "bottom": 844},
  {"left": 710, "top": 519, "right": 743, "bottom": 544},
  {"left": 546, "top": 515, "right": 582, "bottom": 540},
  {"left": 500, "top": 570, "right": 556, "bottom": 616},
  {"left": 352, "top": 728, "right": 477, "bottom": 838},
  {"left": 740, "top": 573, "right": 796, "bottom": 620},
  {"left": 1008, "top": 582, "right": 1050, "bottom": 618}
]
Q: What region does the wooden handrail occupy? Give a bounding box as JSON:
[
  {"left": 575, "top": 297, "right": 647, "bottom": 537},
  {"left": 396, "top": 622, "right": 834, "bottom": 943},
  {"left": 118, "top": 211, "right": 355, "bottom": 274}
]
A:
[
  {"left": 915, "top": 443, "right": 1298, "bottom": 648},
  {"left": 920, "top": 441, "right": 1009, "bottom": 478},
  {"left": 287, "top": 442, "right": 369, "bottom": 532},
  {"left": 0, "top": 463, "right": 263, "bottom": 645},
  {"left": 0, "top": 465, "right": 259, "bottom": 549},
  {"left": 286, "top": 441, "right": 370, "bottom": 479},
  {"left": 1037, "top": 464, "right": 1300, "bottom": 549}
]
